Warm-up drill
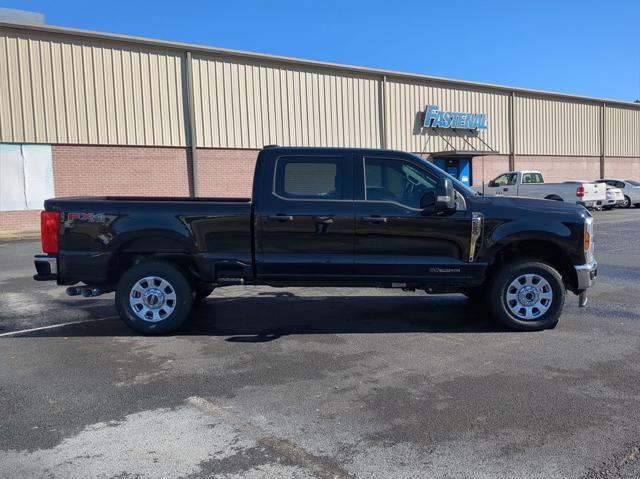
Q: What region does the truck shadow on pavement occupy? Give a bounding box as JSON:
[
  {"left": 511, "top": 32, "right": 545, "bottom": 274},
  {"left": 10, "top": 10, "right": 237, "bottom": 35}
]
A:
[
  {"left": 186, "top": 294, "right": 507, "bottom": 340},
  {"left": 3, "top": 294, "right": 512, "bottom": 338}
]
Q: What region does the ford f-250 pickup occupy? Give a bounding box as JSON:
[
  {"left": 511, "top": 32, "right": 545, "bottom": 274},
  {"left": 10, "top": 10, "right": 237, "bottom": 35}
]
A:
[{"left": 34, "top": 147, "right": 597, "bottom": 334}]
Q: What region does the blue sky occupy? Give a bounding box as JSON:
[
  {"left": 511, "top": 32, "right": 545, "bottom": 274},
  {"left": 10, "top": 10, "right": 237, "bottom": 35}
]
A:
[{"left": 3, "top": 0, "right": 639, "bottom": 102}]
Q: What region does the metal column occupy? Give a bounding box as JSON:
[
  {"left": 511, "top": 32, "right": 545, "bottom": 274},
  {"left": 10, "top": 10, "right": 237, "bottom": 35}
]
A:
[
  {"left": 600, "top": 102, "right": 606, "bottom": 179},
  {"left": 379, "top": 75, "right": 388, "bottom": 149},
  {"left": 509, "top": 91, "right": 515, "bottom": 171},
  {"left": 184, "top": 51, "right": 199, "bottom": 197}
]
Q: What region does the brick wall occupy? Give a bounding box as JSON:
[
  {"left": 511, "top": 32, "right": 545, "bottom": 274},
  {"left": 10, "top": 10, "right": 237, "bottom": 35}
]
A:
[
  {"left": 471, "top": 155, "right": 511, "bottom": 185},
  {"left": 514, "top": 156, "right": 601, "bottom": 183},
  {"left": 604, "top": 157, "right": 640, "bottom": 180},
  {"left": 0, "top": 210, "right": 41, "bottom": 235},
  {"left": 195, "top": 149, "right": 259, "bottom": 197},
  {"left": 2, "top": 145, "right": 639, "bottom": 235},
  {"left": 53, "top": 145, "right": 191, "bottom": 197}
]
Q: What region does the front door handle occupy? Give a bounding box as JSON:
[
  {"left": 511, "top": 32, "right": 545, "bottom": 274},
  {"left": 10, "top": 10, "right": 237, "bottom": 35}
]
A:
[
  {"left": 503, "top": 187, "right": 509, "bottom": 192},
  {"left": 361, "top": 215, "right": 388, "bottom": 224},
  {"left": 313, "top": 216, "right": 334, "bottom": 225},
  {"left": 268, "top": 214, "right": 293, "bottom": 222}
]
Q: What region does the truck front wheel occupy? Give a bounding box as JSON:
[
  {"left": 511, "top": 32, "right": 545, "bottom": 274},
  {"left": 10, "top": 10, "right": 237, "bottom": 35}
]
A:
[
  {"left": 195, "top": 287, "right": 214, "bottom": 301},
  {"left": 487, "top": 260, "right": 566, "bottom": 331},
  {"left": 115, "top": 261, "right": 194, "bottom": 335}
]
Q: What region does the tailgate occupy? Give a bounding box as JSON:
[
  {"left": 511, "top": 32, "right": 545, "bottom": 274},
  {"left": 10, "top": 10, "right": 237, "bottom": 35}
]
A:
[{"left": 582, "top": 183, "right": 606, "bottom": 201}]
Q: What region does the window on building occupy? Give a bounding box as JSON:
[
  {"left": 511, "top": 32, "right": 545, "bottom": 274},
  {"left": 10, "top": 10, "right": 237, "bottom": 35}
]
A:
[
  {"left": 274, "top": 156, "right": 342, "bottom": 199},
  {"left": 0, "top": 144, "right": 54, "bottom": 212},
  {"left": 364, "top": 158, "right": 437, "bottom": 209}
]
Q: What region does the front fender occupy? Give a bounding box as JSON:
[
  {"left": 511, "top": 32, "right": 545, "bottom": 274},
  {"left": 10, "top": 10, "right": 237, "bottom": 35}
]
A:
[{"left": 479, "top": 218, "right": 581, "bottom": 265}]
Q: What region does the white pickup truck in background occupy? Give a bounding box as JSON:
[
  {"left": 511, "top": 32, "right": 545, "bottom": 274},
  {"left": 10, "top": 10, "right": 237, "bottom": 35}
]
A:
[{"left": 472, "top": 171, "right": 606, "bottom": 208}]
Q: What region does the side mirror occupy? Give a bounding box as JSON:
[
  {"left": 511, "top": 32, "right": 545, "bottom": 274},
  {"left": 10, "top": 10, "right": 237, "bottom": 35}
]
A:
[
  {"left": 420, "top": 191, "right": 436, "bottom": 209},
  {"left": 435, "top": 178, "right": 456, "bottom": 213},
  {"left": 488, "top": 180, "right": 496, "bottom": 187}
]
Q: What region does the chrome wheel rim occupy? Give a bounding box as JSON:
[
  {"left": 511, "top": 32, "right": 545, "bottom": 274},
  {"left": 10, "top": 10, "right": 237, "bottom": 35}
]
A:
[
  {"left": 505, "top": 274, "right": 553, "bottom": 320},
  {"left": 129, "top": 276, "right": 177, "bottom": 322},
  {"left": 623, "top": 197, "right": 630, "bottom": 207}
]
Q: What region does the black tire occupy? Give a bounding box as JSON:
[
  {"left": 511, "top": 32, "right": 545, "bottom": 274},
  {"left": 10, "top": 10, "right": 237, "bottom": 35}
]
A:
[
  {"left": 195, "top": 287, "right": 214, "bottom": 301},
  {"left": 115, "top": 261, "right": 194, "bottom": 335},
  {"left": 545, "top": 195, "right": 563, "bottom": 202},
  {"left": 622, "top": 196, "right": 631, "bottom": 208},
  {"left": 487, "top": 260, "right": 566, "bottom": 331}
]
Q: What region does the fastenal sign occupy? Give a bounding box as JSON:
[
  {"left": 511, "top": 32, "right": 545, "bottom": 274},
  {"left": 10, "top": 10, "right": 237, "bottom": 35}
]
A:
[{"left": 423, "top": 105, "right": 488, "bottom": 130}]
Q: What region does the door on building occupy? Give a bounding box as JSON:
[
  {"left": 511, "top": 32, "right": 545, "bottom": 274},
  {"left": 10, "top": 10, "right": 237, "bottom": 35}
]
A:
[{"left": 433, "top": 158, "right": 472, "bottom": 186}]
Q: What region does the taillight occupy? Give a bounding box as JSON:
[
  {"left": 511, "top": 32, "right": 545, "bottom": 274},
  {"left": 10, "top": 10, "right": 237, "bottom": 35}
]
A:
[
  {"left": 576, "top": 186, "right": 585, "bottom": 198},
  {"left": 41, "top": 211, "right": 60, "bottom": 254},
  {"left": 584, "top": 217, "right": 594, "bottom": 262}
]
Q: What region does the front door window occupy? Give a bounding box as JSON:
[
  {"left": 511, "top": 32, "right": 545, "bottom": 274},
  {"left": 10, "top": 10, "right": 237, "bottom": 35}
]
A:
[{"left": 364, "top": 158, "right": 437, "bottom": 209}]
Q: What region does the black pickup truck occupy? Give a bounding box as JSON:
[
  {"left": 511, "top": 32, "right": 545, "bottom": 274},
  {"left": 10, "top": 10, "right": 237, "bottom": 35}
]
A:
[{"left": 34, "top": 146, "right": 597, "bottom": 334}]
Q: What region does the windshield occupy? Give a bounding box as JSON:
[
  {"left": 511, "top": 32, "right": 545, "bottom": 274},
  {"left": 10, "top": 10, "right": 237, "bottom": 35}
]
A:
[
  {"left": 625, "top": 179, "right": 640, "bottom": 187},
  {"left": 409, "top": 153, "right": 477, "bottom": 196}
]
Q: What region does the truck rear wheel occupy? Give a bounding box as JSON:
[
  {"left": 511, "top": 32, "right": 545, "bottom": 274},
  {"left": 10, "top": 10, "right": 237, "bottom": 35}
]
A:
[
  {"left": 115, "top": 261, "right": 194, "bottom": 335},
  {"left": 487, "top": 260, "right": 565, "bottom": 331}
]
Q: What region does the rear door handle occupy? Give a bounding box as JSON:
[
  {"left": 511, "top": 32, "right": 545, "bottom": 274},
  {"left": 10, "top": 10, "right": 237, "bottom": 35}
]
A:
[
  {"left": 268, "top": 214, "right": 293, "bottom": 222},
  {"left": 361, "top": 215, "right": 388, "bottom": 224}
]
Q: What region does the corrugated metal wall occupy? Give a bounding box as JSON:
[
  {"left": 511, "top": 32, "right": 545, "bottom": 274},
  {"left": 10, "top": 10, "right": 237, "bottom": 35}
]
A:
[
  {"left": 385, "top": 80, "right": 510, "bottom": 154},
  {"left": 0, "top": 28, "right": 187, "bottom": 146},
  {"left": 605, "top": 105, "right": 640, "bottom": 157},
  {"left": 1, "top": 26, "right": 639, "bottom": 157},
  {"left": 514, "top": 95, "right": 601, "bottom": 156},
  {"left": 191, "top": 55, "right": 380, "bottom": 149}
]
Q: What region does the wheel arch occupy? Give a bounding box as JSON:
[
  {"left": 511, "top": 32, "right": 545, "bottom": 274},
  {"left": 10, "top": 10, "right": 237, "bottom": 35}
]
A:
[
  {"left": 486, "top": 239, "right": 578, "bottom": 293},
  {"left": 544, "top": 194, "right": 564, "bottom": 201},
  {"left": 107, "top": 233, "right": 199, "bottom": 286}
]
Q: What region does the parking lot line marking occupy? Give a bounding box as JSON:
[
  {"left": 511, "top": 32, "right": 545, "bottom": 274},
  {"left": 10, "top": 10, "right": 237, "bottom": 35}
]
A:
[
  {"left": 187, "top": 396, "right": 354, "bottom": 479},
  {"left": 0, "top": 317, "right": 117, "bottom": 337}
]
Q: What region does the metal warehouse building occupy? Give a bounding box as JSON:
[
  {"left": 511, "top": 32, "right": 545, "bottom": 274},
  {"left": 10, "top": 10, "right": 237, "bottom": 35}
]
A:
[{"left": 1, "top": 20, "right": 639, "bottom": 235}]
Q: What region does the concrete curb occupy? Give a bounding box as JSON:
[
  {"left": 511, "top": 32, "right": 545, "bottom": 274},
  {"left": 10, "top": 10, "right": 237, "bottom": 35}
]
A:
[{"left": 0, "top": 230, "right": 40, "bottom": 242}]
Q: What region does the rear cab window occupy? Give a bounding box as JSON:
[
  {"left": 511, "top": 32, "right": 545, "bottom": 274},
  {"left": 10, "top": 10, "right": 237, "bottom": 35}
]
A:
[{"left": 522, "top": 173, "right": 543, "bottom": 184}]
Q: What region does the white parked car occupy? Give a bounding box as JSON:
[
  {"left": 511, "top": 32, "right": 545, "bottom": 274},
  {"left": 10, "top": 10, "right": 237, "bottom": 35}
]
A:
[
  {"left": 603, "top": 186, "right": 625, "bottom": 209},
  {"left": 595, "top": 179, "right": 640, "bottom": 208},
  {"left": 473, "top": 171, "right": 606, "bottom": 208}
]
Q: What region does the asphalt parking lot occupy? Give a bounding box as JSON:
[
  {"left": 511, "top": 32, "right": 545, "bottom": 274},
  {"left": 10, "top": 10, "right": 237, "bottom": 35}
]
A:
[{"left": 1, "top": 208, "right": 639, "bottom": 479}]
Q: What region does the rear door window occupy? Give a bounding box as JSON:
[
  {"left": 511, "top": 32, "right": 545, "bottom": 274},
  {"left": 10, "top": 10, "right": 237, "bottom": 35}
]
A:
[{"left": 274, "top": 156, "right": 346, "bottom": 200}]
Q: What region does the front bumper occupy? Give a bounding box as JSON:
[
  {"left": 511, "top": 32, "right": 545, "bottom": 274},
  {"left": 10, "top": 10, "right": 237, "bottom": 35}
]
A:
[
  {"left": 34, "top": 254, "right": 58, "bottom": 281},
  {"left": 574, "top": 260, "right": 597, "bottom": 290}
]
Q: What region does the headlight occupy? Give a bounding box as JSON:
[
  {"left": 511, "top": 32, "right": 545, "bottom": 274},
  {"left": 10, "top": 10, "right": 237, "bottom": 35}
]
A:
[{"left": 584, "top": 217, "right": 594, "bottom": 262}]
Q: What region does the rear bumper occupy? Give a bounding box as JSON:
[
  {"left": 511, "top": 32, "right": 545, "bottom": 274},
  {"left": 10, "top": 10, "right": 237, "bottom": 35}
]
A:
[
  {"left": 33, "top": 254, "right": 58, "bottom": 281},
  {"left": 574, "top": 260, "right": 597, "bottom": 291}
]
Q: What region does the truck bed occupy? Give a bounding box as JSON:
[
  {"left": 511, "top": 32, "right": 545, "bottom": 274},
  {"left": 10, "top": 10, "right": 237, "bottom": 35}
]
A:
[{"left": 44, "top": 196, "right": 254, "bottom": 285}]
